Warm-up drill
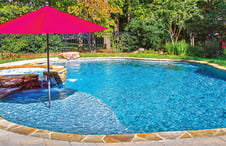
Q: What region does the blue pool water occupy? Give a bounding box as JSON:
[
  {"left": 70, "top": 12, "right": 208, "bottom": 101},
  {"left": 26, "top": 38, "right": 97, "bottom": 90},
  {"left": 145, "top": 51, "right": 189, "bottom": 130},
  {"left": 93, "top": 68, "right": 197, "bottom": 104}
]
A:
[{"left": 0, "top": 59, "right": 225, "bottom": 135}]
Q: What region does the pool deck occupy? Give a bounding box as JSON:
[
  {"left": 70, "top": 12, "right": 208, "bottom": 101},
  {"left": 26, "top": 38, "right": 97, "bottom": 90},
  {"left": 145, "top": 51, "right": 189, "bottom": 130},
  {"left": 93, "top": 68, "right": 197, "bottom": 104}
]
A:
[{"left": 0, "top": 129, "right": 226, "bottom": 146}]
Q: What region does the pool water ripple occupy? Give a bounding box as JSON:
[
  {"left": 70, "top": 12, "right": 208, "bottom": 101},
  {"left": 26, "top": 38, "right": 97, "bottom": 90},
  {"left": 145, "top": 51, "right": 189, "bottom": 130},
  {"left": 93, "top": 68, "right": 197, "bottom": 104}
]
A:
[
  {"left": 0, "top": 59, "right": 225, "bottom": 135},
  {"left": 0, "top": 89, "right": 131, "bottom": 135}
]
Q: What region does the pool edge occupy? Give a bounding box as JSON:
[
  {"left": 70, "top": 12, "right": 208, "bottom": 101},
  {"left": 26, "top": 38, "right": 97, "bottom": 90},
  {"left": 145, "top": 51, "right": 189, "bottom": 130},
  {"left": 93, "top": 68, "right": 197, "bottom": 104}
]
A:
[
  {"left": 0, "top": 118, "right": 225, "bottom": 143},
  {"left": 78, "top": 57, "right": 226, "bottom": 71},
  {"left": 0, "top": 57, "right": 225, "bottom": 143}
]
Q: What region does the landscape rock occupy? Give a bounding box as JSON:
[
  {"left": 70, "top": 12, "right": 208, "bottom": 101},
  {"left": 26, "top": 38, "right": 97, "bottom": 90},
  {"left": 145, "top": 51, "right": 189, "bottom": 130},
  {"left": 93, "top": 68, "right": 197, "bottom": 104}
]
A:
[{"left": 58, "top": 52, "right": 80, "bottom": 60}]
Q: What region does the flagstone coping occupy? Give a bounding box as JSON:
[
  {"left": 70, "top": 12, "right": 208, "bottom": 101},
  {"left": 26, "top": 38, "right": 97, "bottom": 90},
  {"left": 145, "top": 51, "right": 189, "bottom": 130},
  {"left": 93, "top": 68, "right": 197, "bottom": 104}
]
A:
[
  {"left": 0, "top": 57, "right": 225, "bottom": 143},
  {"left": 78, "top": 57, "right": 226, "bottom": 71},
  {"left": 0, "top": 118, "right": 225, "bottom": 143}
]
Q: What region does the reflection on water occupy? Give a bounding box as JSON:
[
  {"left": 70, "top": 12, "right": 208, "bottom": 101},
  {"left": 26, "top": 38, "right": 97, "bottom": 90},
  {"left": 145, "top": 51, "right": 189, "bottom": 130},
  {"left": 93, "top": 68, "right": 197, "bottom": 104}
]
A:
[
  {"left": 165, "top": 64, "right": 184, "bottom": 70},
  {"left": 193, "top": 63, "right": 226, "bottom": 81}
]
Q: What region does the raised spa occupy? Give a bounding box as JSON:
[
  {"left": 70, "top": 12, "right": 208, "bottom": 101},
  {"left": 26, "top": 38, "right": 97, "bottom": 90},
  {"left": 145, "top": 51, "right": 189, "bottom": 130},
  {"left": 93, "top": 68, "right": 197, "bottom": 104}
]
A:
[
  {"left": 0, "top": 67, "right": 46, "bottom": 77},
  {"left": 0, "top": 59, "right": 225, "bottom": 135}
]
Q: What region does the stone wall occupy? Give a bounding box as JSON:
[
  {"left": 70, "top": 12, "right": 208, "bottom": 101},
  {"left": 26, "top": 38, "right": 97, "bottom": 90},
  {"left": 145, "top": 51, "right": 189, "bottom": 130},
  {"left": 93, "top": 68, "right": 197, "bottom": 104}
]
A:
[
  {"left": 0, "top": 74, "right": 40, "bottom": 89},
  {"left": 0, "top": 74, "right": 41, "bottom": 99},
  {"left": 0, "top": 61, "right": 67, "bottom": 99}
]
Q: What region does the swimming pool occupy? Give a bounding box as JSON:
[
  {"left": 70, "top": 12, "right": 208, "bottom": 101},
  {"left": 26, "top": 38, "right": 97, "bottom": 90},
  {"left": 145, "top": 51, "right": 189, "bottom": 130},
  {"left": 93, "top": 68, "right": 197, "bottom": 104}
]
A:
[{"left": 0, "top": 59, "right": 225, "bottom": 135}]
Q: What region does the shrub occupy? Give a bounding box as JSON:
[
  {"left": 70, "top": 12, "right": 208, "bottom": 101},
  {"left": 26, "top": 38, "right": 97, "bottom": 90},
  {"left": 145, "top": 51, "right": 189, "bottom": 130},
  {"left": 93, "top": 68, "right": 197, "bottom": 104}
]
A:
[
  {"left": 187, "top": 45, "right": 203, "bottom": 57},
  {"left": 1, "top": 34, "right": 63, "bottom": 54},
  {"left": 222, "top": 40, "right": 226, "bottom": 56},
  {"left": 121, "top": 19, "right": 165, "bottom": 52},
  {"left": 200, "top": 35, "right": 224, "bottom": 58},
  {"left": 163, "top": 40, "right": 189, "bottom": 55}
]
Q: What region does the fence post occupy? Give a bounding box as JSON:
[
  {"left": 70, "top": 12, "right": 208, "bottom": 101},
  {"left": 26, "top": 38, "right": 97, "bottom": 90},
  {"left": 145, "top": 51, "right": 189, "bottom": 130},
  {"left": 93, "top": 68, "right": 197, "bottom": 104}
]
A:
[{"left": 89, "top": 33, "right": 91, "bottom": 53}]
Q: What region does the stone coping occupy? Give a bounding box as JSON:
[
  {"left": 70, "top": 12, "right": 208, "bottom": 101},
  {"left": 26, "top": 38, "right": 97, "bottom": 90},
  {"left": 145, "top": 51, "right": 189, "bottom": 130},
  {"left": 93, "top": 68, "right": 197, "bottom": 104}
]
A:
[
  {"left": 0, "top": 57, "right": 225, "bottom": 143},
  {"left": 0, "top": 118, "right": 225, "bottom": 143},
  {"left": 77, "top": 57, "right": 226, "bottom": 71}
]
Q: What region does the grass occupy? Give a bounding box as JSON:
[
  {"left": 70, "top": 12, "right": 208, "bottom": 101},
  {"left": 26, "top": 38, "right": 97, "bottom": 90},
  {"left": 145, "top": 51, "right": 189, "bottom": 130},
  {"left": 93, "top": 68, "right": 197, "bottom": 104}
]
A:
[
  {"left": 0, "top": 56, "right": 57, "bottom": 64},
  {"left": 0, "top": 53, "right": 225, "bottom": 67}
]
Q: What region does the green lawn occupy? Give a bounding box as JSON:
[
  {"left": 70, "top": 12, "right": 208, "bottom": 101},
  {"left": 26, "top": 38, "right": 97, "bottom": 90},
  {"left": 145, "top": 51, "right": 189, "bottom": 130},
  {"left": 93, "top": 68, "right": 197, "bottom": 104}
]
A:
[{"left": 0, "top": 53, "right": 225, "bottom": 67}]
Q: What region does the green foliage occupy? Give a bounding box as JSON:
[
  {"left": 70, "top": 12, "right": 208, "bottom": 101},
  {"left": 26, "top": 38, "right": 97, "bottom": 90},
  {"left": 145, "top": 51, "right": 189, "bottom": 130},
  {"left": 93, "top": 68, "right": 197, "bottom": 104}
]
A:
[
  {"left": 122, "top": 19, "right": 164, "bottom": 52},
  {"left": 0, "top": 3, "right": 34, "bottom": 23},
  {"left": 164, "top": 40, "right": 189, "bottom": 55},
  {"left": 200, "top": 36, "right": 223, "bottom": 58},
  {"left": 164, "top": 38, "right": 225, "bottom": 58},
  {"left": 0, "top": 0, "right": 225, "bottom": 59},
  {"left": 187, "top": 0, "right": 225, "bottom": 41},
  {"left": 68, "top": 0, "right": 122, "bottom": 32},
  {"left": 150, "top": 0, "right": 199, "bottom": 42},
  {"left": 111, "top": 33, "right": 128, "bottom": 52},
  {"left": 2, "top": 35, "right": 29, "bottom": 53},
  {"left": 1, "top": 34, "right": 63, "bottom": 54},
  {"left": 186, "top": 45, "right": 203, "bottom": 57}
]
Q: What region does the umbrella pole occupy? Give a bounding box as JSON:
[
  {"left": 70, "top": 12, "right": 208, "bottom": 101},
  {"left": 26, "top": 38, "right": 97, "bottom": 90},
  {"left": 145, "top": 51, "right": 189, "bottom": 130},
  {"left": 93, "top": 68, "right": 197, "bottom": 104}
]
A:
[{"left": 47, "top": 34, "right": 51, "bottom": 108}]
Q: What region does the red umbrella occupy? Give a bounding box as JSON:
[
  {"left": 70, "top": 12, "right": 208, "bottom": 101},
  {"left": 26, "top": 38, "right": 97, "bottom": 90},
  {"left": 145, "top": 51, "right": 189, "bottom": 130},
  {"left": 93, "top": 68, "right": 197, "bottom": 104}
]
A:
[{"left": 0, "top": 2, "right": 107, "bottom": 107}]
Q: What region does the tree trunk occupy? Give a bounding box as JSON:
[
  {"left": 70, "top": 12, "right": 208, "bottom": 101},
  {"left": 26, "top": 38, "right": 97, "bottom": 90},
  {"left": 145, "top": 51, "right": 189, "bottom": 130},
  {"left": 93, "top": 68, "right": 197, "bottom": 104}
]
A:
[
  {"left": 92, "top": 33, "right": 96, "bottom": 53},
  {"left": 104, "top": 35, "right": 111, "bottom": 50},
  {"left": 175, "top": 26, "right": 182, "bottom": 42},
  {"left": 114, "top": 13, "right": 120, "bottom": 41},
  {"left": 78, "top": 33, "right": 83, "bottom": 51},
  {"left": 127, "top": 1, "right": 131, "bottom": 24},
  {"left": 168, "top": 23, "right": 175, "bottom": 43},
  {"left": 190, "top": 32, "right": 195, "bottom": 46}
]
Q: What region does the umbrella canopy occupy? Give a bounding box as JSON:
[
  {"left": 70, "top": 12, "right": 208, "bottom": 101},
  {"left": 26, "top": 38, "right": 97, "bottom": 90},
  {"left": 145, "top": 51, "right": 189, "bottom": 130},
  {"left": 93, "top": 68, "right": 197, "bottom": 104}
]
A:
[
  {"left": 0, "top": 5, "right": 107, "bottom": 34},
  {"left": 0, "top": 2, "right": 107, "bottom": 108}
]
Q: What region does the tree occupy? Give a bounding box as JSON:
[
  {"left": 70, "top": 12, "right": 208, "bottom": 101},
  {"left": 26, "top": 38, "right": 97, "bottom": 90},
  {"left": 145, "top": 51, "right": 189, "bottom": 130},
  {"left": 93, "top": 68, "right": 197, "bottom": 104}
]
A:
[
  {"left": 150, "top": 0, "right": 199, "bottom": 42},
  {"left": 0, "top": 2, "right": 63, "bottom": 55},
  {"left": 68, "top": 0, "right": 122, "bottom": 52},
  {"left": 124, "top": 18, "right": 165, "bottom": 51},
  {"left": 186, "top": 0, "right": 225, "bottom": 45},
  {"left": 0, "top": 3, "right": 34, "bottom": 24}
]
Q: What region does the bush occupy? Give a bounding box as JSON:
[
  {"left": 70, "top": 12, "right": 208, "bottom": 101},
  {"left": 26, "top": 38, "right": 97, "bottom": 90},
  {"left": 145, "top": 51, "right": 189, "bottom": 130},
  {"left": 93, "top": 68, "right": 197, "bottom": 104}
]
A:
[
  {"left": 223, "top": 41, "right": 226, "bottom": 56},
  {"left": 163, "top": 40, "right": 189, "bottom": 55},
  {"left": 200, "top": 35, "right": 224, "bottom": 58},
  {"left": 120, "top": 19, "right": 165, "bottom": 52},
  {"left": 1, "top": 34, "right": 63, "bottom": 54},
  {"left": 187, "top": 45, "right": 203, "bottom": 57}
]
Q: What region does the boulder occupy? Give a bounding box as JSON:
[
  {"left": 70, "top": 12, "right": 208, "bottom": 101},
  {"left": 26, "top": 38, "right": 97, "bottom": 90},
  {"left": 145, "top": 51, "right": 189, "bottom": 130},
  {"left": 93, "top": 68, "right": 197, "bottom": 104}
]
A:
[{"left": 58, "top": 52, "right": 80, "bottom": 60}]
